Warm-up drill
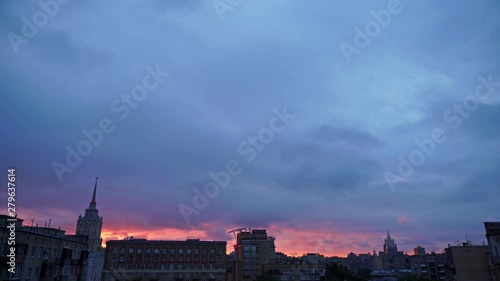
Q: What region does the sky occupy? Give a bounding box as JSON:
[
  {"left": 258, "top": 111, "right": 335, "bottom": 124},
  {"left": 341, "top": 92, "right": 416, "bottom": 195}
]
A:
[{"left": 1, "top": 0, "right": 499, "bottom": 257}]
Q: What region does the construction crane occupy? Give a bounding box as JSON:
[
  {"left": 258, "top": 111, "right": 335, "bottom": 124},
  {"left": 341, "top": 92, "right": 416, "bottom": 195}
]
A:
[{"left": 228, "top": 228, "right": 250, "bottom": 237}]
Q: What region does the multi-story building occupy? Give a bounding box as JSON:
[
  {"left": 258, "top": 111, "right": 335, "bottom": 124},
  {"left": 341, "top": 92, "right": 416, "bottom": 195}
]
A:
[
  {"left": 233, "top": 229, "right": 276, "bottom": 281},
  {"left": 383, "top": 232, "right": 398, "bottom": 256},
  {"left": 374, "top": 232, "right": 409, "bottom": 271},
  {"left": 344, "top": 252, "right": 374, "bottom": 274},
  {"left": 102, "top": 238, "right": 227, "bottom": 281},
  {"left": 265, "top": 262, "right": 326, "bottom": 281},
  {"left": 414, "top": 246, "right": 425, "bottom": 256},
  {"left": 408, "top": 252, "right": 447, "bottom": 280},
  {"left": 76, "top": 177, "right": 105, "bottom": 281},
  {"left": 0, "top": 215, "right": 89, "bottom": 281},
  {"left": 445, "top": 244, "right": 491, "bottom": 281},
  {"left": 485, "top": 222, "right": 500, "bottom": 281}
]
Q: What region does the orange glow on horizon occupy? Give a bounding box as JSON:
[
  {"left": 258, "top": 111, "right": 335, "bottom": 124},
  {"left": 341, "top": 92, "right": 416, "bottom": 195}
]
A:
[{"left": 99, "top": 225, "right": 388, "bottom": 257}]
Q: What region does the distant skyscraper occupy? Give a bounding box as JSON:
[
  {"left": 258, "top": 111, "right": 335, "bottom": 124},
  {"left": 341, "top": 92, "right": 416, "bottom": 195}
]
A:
[
  {"left": 76, "top": 177, "right": 104, "bottom": 281},
  {"left": 414, "top": 245, "right": 426, "bottom": 255},
  {"left": 383, "top": 231, "right": 398, "bottom": 256},
  {"left": 76, "top": 177, "right": 103, "bottom": 253}
]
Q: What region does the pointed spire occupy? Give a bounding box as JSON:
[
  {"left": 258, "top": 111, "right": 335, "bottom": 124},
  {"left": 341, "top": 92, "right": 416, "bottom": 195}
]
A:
[{"left": 89, "top": 177, "right": 98, "bottom": 209}]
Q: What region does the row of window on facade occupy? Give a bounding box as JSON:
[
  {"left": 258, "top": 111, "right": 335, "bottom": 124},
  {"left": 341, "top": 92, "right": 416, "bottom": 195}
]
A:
[
  {"left": 111, "top": 263, "right": 224, "bottom": 270},
  {"left": 113, "top": 271, "right": 223, "bottom": 281},
  {"left": 114, "top": 248, "right": 223, "bottom": 255},
  {"left": 112, "top": 254, "right": 223, "bottom": 262},
  {"left": 5, "top": 265, "right": 76, "bottom": 279},
  {"left": 17, "top": 245, "right": 81, "bottom": 260}
]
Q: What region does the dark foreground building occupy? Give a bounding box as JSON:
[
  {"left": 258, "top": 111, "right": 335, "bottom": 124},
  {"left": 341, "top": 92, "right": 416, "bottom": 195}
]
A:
[{"left": 0, "top": 215, "right": 89, "bottom": 281}]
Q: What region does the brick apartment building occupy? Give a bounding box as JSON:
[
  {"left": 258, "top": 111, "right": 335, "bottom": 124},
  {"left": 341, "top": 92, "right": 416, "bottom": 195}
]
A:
[{"left": 102, "top": 238, "right": 227, "bottom": 281}]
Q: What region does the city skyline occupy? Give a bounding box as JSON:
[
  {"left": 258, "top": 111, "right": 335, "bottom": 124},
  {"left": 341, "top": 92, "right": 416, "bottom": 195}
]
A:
[
  {"left": 8, "top": 180, "right": 492, "bottom": 258},
  {"left": 2, "top": 0, "right": 500, "bottom": 262}
]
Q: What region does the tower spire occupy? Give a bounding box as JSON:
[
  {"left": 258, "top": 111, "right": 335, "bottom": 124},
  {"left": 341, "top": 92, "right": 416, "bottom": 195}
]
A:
[{"left": 90, "top": 177, "right": 98, "bottom": 209}]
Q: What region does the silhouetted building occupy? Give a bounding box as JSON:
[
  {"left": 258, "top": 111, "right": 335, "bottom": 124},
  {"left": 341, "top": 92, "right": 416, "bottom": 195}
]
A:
[
  {"left": 233, "top": 229, "right": 275, "bottom": 281},
  {"left": 484, "top": 222, "right": 500, "bottom": 281},
  {"left": 445, "top": 244, "right": 491, "bottom": 281},
  {"left": 102, "top": 238, "right": 227, "bottom": 281},
  {"left": 374, "top": 232, "right": 407, "bottom": 271},
  {"left": 0, "top": 215, "right": 89, "bottom": 280},
  {"left": 76, "top": 177, "right": 104, "bottom": 281},
  {"left": 414, "top": 246, "right": 425, "bottom": 256},
  {"left": 383, "top": 232, "right": 398, "bottom": 256},
  {"left": 265, "top": 262, "right": 325, "bottom": 281},
  {"left": 409, "top": 252, "right": 446, "bottom": 280}
]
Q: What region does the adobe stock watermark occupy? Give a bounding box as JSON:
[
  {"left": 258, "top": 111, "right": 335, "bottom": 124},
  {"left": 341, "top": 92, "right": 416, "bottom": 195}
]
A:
[
  {"left": 178, "top": 106, "right": 296, "bottom": 224},
  {"left": 385, "top": 74, "right": 500, "bottom": 191},
  {"left": 7, "top": 0, "right": 71, "bottom": 54},
  {"left": 339, "top": 0, "right": 411, "bottom": 64},
  {"left": 51, "top": 65, "right": 170, "bottom": 182},
  {"left": 212, "top": 0, "right": 244, "bottom": 21}
]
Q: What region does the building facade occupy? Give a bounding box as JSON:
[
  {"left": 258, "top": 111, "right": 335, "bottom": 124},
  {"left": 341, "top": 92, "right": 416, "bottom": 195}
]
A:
[
  {"left": 485, "top": 222, "right": 500, "bottom": 281},
  {"left": 233, "top": 229, "right": 276, "bottom": 281},
  {"left": 0, "top": 215, "right": 89, "bottom": 281},
  {"left": 445, "top": 245, "right": 491, "bottom": 281},
  {"left": 102, "top": 238, "right": 227, "bottom": 281}
]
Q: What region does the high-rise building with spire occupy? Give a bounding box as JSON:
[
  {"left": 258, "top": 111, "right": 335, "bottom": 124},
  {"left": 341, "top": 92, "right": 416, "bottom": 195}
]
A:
[
  {"left": 76, "top": 177, "right": 105, "bottom": 281},
  {"left": 383, "top": 231, "right": 398, "bottom": 256},
  {"left": 76, "top": 177, "right": 103, "bottom": 253}
]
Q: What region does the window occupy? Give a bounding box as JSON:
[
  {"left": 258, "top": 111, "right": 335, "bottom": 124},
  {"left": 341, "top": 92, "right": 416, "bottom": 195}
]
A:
[
  {"left": 195, "top": 249, "right": 199, "bottom": 254},
  {"left": 120, "top": 248, "right": 126, "bottom": 254},
  {"left": 112, "top": 248, "right": 117, "bottom": 254},
  {"left": 210, "top": 249, "right": 215, "bottom": 254},
  {"left": 162, "top": 248, "right": 167, "bottom": 254},
  {"left": 178, "top": 256, "right": 183, "bottom": 261},
  {"left": 187, "top": 249, "right": 192, "bottom": 254},
  {"left": 154, "top": 248, "right": 160, "bottom": 254},
  {"left": 137, "top": 248, "right": 143, "bottom": 254},
  {"left": 170, "top": 248, "right": 175, "bottom": 254},
  {"left": 170, "top": 256, "right": 175, "bottom": 261},
  {"left": 128, "top": 248, "right": 134, "bottom": 254},
  {"left": 179, "top": 249, "right": 184, "bottom": 254},
  {"left": 31, "top": 246, "right": 36, "bottom": 257},
  {"left": 202, "top": 249, "right": 207, "bottom": 254},
  {"left": 187, "top": 256, "right": 191, "bottom": 261},
  {"left": 195, "top": 256, "right": 199, "bottom": 261},
  {"left": 146, "top": 248, "right": 151, "bottom": 254},
  {"left": 162, "top": 256, "right": 167, "bottom": 262},
  {"left": 119, "top": 256, "right": 125, "bottom": 262},
  {"left": 218, "top": 249, "right": 222, "bottom": 254}
]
